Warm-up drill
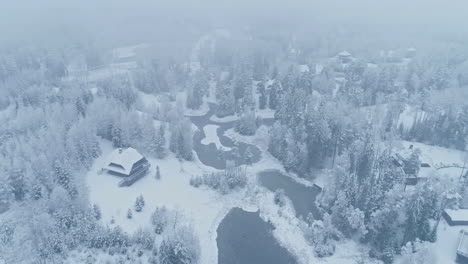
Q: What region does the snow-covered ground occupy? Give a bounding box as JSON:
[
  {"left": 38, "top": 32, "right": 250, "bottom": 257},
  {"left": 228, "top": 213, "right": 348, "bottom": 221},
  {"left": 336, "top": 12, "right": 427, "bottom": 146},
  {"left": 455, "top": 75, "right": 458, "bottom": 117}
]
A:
[
  {"left": 394, "top": 218, "right": 461, "bottom": 264},
  {"left": 200, "top": 124, "right": 230, "bottom": 150},
  {"left": 257, "top": 108, "right": 275, "bottom": 119},
  {"left": 209, "top": 114, "right": 238, "bottom": 123},
  {"left": 395, "top": 140, "right": 466, "bottom": 178},
  {"left": 87, "top": 140, "right": 236, "bottom": 263},
  {"left": 112, "top": 44, "right": 150, "bottom": 61}
]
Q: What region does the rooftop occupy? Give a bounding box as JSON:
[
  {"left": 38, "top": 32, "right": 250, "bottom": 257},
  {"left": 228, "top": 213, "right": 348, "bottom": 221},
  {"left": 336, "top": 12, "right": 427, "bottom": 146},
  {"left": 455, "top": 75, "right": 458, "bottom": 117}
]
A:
[
  {"left": 105, "top": 147, "right": 144, "bottom": 175},
  {"left": 446, "top": 209, "right": 468, "bottom": 223},
  {"left": 338, "top": 50, "right": 352, "bottom": 57}
]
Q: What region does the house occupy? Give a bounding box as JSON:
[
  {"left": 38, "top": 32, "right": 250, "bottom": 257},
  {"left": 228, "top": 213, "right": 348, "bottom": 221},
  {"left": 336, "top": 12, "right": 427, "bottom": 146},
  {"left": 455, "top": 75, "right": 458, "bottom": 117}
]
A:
[
  {"left": 337, "top": 51, "right": 353, "bottom": 64},
  {"left": 104, "top": 147, "right": 150, "bottom": 187},
  {"left": 444, "top": 210, "right": 468, "bottom": 226},
  {"left": 457, "top": 230, "right": 468, "bottom": 263},
  {"left": 406, "top": 47, "right": 417, "bottom": 58},
  {"left": 392, "top": 146, "right": 435, "bottom": 186}
]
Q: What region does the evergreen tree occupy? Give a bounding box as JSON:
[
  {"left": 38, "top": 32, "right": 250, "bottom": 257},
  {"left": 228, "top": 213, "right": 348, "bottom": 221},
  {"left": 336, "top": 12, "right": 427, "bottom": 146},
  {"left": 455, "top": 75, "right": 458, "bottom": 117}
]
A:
[
  {"left": 216, "top": 81, "right": 236, "bottom": 117},
  {"left": 257, "top": 81, "right": 267, "bottom": 109},
  {"left": 155, "top": 166, "right": 161, "bottom": 180},
  {"left": 135, "top": 195, "right": 145, "bottom": 212},
  {"left": 269, "top": 81, "right": 280, "bottom": 110},
  {"left": 235, "top": 108, "right": 257, "bottom": 135},
  {"left": 127, "top": 209, "right": 133, "bottom": 219},
  {"left": 93, "top": 204, "right": 102, "bottom": 220}
]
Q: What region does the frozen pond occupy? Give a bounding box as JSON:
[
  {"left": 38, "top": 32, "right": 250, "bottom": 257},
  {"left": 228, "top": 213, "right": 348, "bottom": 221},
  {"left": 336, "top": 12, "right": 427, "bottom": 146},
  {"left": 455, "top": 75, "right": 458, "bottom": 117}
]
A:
[
  {"left": 216, "top": 207, "right": 297, "bottom": 264},
  {"left": 258, "top": 169, "right": 322, "bottom": 220},
  {"left": 189, "top": 103, "right": 270, "bottom": 170}
]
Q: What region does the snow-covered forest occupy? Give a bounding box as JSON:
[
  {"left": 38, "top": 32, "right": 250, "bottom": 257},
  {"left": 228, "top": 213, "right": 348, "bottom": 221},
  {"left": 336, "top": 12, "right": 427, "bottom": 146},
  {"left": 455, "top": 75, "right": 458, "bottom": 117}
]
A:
[{"left": 1, "top": 1, "right": 468, "bottom": 263}]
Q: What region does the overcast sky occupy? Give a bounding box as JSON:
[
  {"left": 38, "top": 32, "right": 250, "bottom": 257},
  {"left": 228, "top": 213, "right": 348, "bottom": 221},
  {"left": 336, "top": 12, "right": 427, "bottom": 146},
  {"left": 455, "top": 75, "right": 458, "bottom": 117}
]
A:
[{"left": 1, "top": 0, "right": 467, "bottom": 47}]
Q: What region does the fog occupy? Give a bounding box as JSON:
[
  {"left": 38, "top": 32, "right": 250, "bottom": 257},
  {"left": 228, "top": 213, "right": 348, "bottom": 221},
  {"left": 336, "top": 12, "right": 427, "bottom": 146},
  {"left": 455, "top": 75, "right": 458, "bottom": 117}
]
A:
[{"left": 1, "top": 0, "right": 467, "bottom": 48}]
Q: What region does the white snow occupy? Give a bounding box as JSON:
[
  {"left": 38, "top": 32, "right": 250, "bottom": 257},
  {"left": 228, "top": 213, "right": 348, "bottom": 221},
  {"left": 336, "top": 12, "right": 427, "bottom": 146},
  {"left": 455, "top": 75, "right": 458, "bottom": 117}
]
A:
[
  {"left": 112, "top": 44, "right": 150, "bottom": 60},
  {"left": 200, "top": 124, "right": 230, "bottom": 150},
  {"left": 256, "top": 108, "right": 275, "bottom": 119},
  {"left": 87, "top": 140, "right": 226, "bottom": 263},
  {"left": 105, "top": 147, "right": 144, "bottom": 176},
  {"left": 298, "top": 64, "right": 310, "bottom": 73},
  {"left": 397, "top": 140, "right": 466, "bottom": 172},
  {"left": 209, "top": 114, "right": 238, "bottom": 123},
  {"left": 445, "top": 209, "right": 468, "bottom": 222},
  {"left": 394, "top": 218, "right": 462, "bottom": 264},
  {"left": 315, "top": 63, "right": 324, "bottom": 75},
  {"left": 338, "top": 50, "right": 352, "bottom": 57}
]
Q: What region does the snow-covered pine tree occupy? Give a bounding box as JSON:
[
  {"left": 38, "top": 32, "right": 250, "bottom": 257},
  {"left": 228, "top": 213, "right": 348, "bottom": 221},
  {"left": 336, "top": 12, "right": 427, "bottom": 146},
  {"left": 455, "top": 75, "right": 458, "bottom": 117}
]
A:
[
  {"left": 127, "top": 209, "right": 133, "bottom": 219},
  {"left": 155, "top": 166, "right": 161, "bottom": 180},
  {"left": 93, "top": 204, "right": 102, "bottom": 220},
  {"left": 257, "top": 81, "right": 267, "bottom": 109}
]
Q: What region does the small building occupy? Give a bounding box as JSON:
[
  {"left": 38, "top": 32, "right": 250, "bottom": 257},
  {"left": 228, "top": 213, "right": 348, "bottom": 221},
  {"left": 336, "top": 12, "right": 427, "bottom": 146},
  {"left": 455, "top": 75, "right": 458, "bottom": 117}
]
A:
[
  {"left": 457, "top": 230, "right": 468, "bottom": 263},
  {"left": 104, "top": 147, "right": 150, "bottom": 187},
  {"left": 298, "top": 64, "right": 310, "bottom": 73},
  {"left": 406, "top": 47, "right": 417, "bottom": 58},
  {"left": 337, "top": 51, "right": 353, "bottom": 64},
  {"left": 443, "top": 210, "right": 468, "bottom": 226},
  {"left": 392, "top": 146, "right": 435, "bottom": 186}
]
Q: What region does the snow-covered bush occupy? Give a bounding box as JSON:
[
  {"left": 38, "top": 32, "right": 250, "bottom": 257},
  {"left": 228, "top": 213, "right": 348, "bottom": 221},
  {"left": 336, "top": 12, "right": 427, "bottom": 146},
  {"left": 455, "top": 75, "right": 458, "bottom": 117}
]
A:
[
  {"left": 92, "top": 204, "right": 101, "bottom": 220},
  {"left": 273, "top": 189, "right": 287, "bottom": 207},
  {"left": 151, "top": 206, "right": 172, "bottom": 234},
  {"left": 190, "top": 166, "right": 247, "bottom": 194},
  {"left": 127, "top": 209, "right": 133, "bottom": 219},
  {"left": 189, "top": 176, "right": 203, "bottom": 187},
  {"left": 132, "top": 228, "right": 154, "bottom": 251},
  {"left": 158, "top": 226, "right": 200, "bottom": 264},
  {"left": 155, "top": 166, "right": 161, "bottom": 180},
  {"left": 235, "top": 109, "right": 257, "bottom": 136},
  {"left": 304, "top": 213, "right": 342, "bottom": 258},
  {"left": 135, "top": 195, "right": 145, "bottom": 212}
]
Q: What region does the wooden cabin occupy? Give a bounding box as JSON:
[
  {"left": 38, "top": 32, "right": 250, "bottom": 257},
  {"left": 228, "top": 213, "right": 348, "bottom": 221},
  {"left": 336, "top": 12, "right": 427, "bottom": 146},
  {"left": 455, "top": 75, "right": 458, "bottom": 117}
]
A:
[{"left": 104, "top": 147, "right": 150, "bottom": 187}]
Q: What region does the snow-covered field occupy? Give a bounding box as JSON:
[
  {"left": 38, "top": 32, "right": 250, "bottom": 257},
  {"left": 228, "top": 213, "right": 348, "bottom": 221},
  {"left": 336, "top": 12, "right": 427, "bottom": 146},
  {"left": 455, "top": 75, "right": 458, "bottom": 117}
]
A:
[
  {"left": 396, "top": 140, "right": 466, "bottom": 178},
  {"left": 87, "top": 140, "right": 236, "bottom": 263}
]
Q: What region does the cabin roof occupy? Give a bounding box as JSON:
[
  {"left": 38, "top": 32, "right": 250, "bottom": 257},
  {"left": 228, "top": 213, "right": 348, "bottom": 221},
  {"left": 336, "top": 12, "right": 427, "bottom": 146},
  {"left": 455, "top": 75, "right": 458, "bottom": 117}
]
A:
[
  {"left": 458, "top": 230, "right": 468, "bottom": 256},
  {"left": 446, "top": 209, "right": 468, "bottom": 223},
  {"left": 105, "top": 147, "right": 144, "bottom": 175},
  {"left": 338, "top": 50, "right": 352, "bottom": 57}
]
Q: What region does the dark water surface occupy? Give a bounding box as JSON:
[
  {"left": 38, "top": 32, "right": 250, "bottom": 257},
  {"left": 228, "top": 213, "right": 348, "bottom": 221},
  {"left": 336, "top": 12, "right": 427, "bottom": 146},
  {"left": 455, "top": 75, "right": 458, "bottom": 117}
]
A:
[
  {"left": 258, "top": 169, "right": 322, "bottom": 220},
  {"left": 216, "top": 207, "right": 297, "bottom": 264}
]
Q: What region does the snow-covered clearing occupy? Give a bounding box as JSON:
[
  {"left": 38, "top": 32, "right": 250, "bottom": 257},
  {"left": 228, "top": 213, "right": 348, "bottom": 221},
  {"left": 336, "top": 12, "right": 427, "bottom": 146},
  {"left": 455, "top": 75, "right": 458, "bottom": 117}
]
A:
[
  {"left": 112, "top": 44, "right": 150, "bottom": 60},
  {"left": 257, "top": 108, "right": 275, "bottom": 119},
  {"left": 86, "top": 140, "right": 245, "bottom": 264},
  {"left": 396, "top": 140, "right": 466, "bottom": 178},
  {"left": 395, "top": 218, "right": 461, "bottom": 264}
]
